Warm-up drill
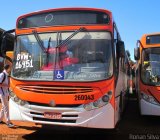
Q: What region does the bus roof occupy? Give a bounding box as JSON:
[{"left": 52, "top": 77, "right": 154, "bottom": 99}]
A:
[
  {"left": 17, "top": 7, "right": 112, "bottom": 19},
  {"left": 140, "top": 32, "right": 160, "bottom": 48},
  {"left": 16, "top": 7, "right": 112, "bottom": 29}
]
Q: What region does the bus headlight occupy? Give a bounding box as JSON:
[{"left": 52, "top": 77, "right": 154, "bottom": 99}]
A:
[
  {"left": 84, "top": 91, "right": 112, "bottom": 111},
  {"left": 83, "top": 103, "right": 93, "bottom": 111},
  {"left": 102, "top": 95, "right": 110, "bottom": 102},
  {"left": 141, "top": 93, "right": 159, "bottom": 105},
  {"left": 20, "top": 100, "right": 26, "bottom": 106},
  {"left": 9, "top": 88, "right": 15, "bottom": 97},
  {"left": 9, "top": 90, "right": 28, "bottom": 106},
  {"left": 93, "top": 100, "right": 100, "bottom": 107},
  {"left": 14, "top": 96, "right": 20, "bottom": 102}
]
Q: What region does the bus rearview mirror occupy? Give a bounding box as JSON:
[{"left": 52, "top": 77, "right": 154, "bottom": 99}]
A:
[
  {"left": 134, "top": 47, "right": 140, "bottom": 60},
  {"left": 117, "top": 41, "right": 125, "bottom": 57}
]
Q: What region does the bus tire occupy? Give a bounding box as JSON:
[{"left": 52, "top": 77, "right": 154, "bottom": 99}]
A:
[{"left": 119, "top": 92, "right": 123, "bottom": 119}]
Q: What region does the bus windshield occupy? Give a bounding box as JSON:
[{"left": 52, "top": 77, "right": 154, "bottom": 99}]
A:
[
  {"left": 12, "top": 31, "right": 113, "bottom": 81},
  {"left": 141, "top": 48, "right": 160, "bottom": 85}
]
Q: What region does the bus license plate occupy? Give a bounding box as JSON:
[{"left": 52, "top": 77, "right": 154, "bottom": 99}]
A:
[{"left": 44, "top": 112, "right": 62, "bottom": 119}]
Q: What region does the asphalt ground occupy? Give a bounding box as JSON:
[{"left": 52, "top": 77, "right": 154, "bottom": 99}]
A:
[{"left": 1, "top": 93, "right": 160, "bottom": 140}]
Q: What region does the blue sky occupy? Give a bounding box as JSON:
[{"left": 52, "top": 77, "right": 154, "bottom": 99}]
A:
[{"left": 0, "top": 0, "right": 160, "bottom": 60}]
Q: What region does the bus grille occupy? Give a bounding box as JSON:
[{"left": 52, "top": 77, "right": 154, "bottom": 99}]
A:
[
  {"left": 33, "top": 117, "right": 76, "bottom": 123},
  {"left": 18, "top": 85, "right": 93, "bottom": 94},
  {"left": 28, "top": 101, "right": 81, "bottom": 108}
]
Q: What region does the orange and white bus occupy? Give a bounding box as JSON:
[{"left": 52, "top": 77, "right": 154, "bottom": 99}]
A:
[
  {"left": 134, "top": 33, "right": 160, "bottom": 116},
  {"left": 1, "top": 7, "right": 129, "bottom": 129}
]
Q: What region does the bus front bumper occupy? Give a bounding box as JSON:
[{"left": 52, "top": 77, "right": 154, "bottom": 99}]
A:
[
  {"left": 9, "top": 99, "right": 115, "bottom": 129},
  {"left": 140, "top": 99, "right": 160, "bottom": 116}
]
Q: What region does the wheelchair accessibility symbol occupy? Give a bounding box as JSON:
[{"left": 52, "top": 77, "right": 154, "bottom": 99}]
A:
[{"left": 54, "top": 70, "right": 64, "bottom": 80}]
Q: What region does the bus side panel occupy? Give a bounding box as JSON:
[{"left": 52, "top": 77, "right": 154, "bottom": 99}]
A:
[
  {"left": 135, "top": 64, "right": 142, "bottom": 114},
  {"left": 115, "top": 58, "right": 127, "bottom": 124}
]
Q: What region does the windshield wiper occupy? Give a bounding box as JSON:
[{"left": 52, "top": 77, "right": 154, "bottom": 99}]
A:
[
  {"left": 46, "top": 37, "right": 51, "bottom": 66},
  {"left": 56, "top": 27, "right": 86, "bottom": 48},
  {"left": 53, "top": 27, "right": 86, "bottom": 71},
  {"left": 32, "top": 30, "right": 46, "bottom": 52}
]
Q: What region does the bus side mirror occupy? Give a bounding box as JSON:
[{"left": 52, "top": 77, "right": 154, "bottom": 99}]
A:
[
  {"left": 0, "top": 29, "right": 15, "bottom": 57},
  {"left": 126, "top": 50, "right": 130, "bottom": 57},
  {"left": 117, "top": 41, "right": 125, "bottom": 57},
  {"left": 1, "top": 35, "right": 7, "bottom": 57},
  {"left": 134, "top": 47, "right": 140, "bottom": 60}
]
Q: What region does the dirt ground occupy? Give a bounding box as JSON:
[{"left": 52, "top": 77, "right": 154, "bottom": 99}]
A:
[{"left": 0, "top": 103, "right": 42, "bottom": 139}]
